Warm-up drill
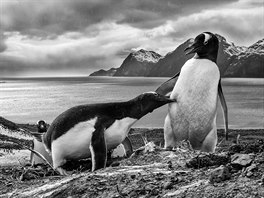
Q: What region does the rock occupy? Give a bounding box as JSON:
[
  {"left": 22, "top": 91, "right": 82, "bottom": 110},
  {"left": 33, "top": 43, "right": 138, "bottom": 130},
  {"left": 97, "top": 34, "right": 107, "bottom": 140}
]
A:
[
  {"left": 186, "top": 153, "right": 230, "bottom": 169},
  {"left": 89, "top": 68, "right": 117, "bottom": 76},
  {"left": 167, "top": 160, "right": 173, "bottom": 170},
  {"left": 245, "top": 164, "right": 257, "bottom": 177},
  {"left": 110, "top": 161, "right": 120, "bottom": 167},
  {"left": 260, "top": 174, "right": 264, "bottom": 185},
  {"left": 231, "top": 154, "right": 254, "bottom": 169},
  {"left": 209, "top": 165, "right": 231, "bottom": 183},
  {"left": 163, "top": 181, "right": 173, "bottom": 189}
]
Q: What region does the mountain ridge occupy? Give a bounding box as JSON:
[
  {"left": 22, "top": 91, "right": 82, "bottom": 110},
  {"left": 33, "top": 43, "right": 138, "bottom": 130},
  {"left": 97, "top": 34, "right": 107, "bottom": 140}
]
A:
[{"left": 90, "top": 35, "right": 264, "bottom": 78}]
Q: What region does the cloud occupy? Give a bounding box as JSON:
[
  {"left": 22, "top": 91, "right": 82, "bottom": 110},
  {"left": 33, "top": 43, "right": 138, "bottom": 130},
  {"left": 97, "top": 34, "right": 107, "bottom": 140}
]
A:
[
  {"left": 163, "top": 5, "right": 263, "bottom": 46},
  {"left": 0, "top": 23, "right": 149, "bottom": 76},
  {"left": 2, "top": 0, "right": 118, "bottom": 36},
  {"left": 1, "top": 0, "right": 238, "bottom": 37},
  {"left": 0, "top": 0, "right": 263, "bottom": 76},
  {"left": 0, "top": 32, "right": 7, "bottom": 52}
]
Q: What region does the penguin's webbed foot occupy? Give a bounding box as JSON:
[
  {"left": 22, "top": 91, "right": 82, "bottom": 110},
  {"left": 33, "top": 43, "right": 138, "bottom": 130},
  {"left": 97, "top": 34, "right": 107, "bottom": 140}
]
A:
[
  {"left": 163, "top": 146, "right": 174, "bottom": 151},
  {"left": 56, "top": 167, "right": 69, "bottom": 176}
]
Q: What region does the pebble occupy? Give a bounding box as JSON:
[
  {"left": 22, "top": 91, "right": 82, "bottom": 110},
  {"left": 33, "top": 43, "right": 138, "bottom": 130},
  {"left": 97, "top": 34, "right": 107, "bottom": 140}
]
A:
[
  {"left": 163, "top": 181, "right": 173, "bottom": 189},
  {"left": 209, "top": 165, "right": 231, "bottom": 183}
]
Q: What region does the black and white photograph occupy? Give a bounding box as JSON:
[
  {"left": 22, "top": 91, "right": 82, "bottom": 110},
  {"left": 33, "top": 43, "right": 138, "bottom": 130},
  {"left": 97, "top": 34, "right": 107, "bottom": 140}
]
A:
[{"left": 0, "top": 0, "right": 263, "bottom": 197}]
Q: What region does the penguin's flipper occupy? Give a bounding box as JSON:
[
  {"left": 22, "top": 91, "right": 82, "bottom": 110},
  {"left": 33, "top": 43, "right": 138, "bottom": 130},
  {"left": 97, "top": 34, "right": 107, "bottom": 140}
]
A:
[
  {"left": 155, "top": 72, "right": 180, "bottom": 96},
  {"left": 218, "top": 79, "right": 228, "bottom": 140},
  {"left": 31, "top": 132, "right": 44, "bottom": 142},
  {"left": 90, "top": 126, "right": 107, "bottom": 172}
]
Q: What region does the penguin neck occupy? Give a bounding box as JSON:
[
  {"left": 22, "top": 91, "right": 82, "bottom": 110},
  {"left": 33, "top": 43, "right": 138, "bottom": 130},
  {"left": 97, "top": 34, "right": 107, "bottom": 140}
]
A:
[
  {"left": 119, "top": 100, "right": 150, "bottom": 120},
  {"left": 194, "top": 52, "right": 217, "bottom": 63}
]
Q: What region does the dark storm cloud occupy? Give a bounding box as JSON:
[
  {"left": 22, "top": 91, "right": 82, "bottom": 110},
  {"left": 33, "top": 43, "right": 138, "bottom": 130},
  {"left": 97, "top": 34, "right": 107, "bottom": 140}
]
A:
[
  {"left": 2, "top": 0, "right": 121, "bottom": 36},
  {"left": 2, "top": 0, "right": 238, "bottom": 36},
  {"left": 116, "top": 0, "right": 238, "bottom": 28}
]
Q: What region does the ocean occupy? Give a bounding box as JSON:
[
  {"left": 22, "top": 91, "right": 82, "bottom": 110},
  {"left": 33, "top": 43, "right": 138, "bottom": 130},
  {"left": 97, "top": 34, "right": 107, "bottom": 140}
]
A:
[{"left": 0, "top": 77, "right": 263, "bottom": 129}]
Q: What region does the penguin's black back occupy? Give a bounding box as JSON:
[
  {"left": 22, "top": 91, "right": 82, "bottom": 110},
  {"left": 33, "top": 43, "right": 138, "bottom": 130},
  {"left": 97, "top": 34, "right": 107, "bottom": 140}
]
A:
[
  {"left": 44, "top": 101, "right": 138, "bottom": 151},
  {"left": 43, "top": 92, "right": 173, "bottom": 151}
]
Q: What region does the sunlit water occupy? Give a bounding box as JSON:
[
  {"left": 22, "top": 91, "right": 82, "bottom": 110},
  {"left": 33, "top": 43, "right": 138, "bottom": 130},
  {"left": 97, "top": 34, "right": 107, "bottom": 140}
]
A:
[{"left": 0, "top": 77, "right": 263, "bottom": 129}]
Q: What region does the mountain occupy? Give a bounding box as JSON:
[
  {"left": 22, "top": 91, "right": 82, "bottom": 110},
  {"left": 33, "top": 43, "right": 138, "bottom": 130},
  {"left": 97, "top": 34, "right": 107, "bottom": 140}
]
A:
[
  {"left": 224, "top": 38, "right": 264, "bottom": 77},
  {"left": 90, "top": 68, "right": 117, "bottom": 76},
  {"left": 113, "top": 49, "right": 162, "bottom": 76},
  {"left": 147, "top": 39, "right": 193, "bottom": 77},
  {"left": 90, "top": 35, "right": 264, "bottom": 78},
  {"left": 90, "top": 49, "right": 162, "bottom": 77}
]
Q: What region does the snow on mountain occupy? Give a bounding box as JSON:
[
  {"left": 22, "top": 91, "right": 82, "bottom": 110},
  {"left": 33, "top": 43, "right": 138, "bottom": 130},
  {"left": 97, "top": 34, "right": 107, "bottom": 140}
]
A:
[
  {"left": 131, "top": 49, "right": 163, "bottom": 63},
  {"left": 248, "top": 39, "right": 264, "bottom": 52}
]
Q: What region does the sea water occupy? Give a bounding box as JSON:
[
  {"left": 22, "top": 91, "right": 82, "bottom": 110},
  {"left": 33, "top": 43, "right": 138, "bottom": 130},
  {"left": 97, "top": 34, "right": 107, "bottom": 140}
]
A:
[{"left": 0, "top": 77, "right": 263, "bottom": 129}]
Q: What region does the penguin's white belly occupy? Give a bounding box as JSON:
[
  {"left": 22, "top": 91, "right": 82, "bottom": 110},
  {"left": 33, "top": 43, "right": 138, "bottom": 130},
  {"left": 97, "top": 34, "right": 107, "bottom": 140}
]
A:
[
  {"left": 51, "top": 118, "right": 97, "bottom": 160},
  {"left": 169, "top": 58, "right": 219, "bottom": 142},
  {"left": 105, "top": 117, "right": 137, "bottom": 150},
  {"left": 51, "top": 117, "right": 137, "bottom": 161}
]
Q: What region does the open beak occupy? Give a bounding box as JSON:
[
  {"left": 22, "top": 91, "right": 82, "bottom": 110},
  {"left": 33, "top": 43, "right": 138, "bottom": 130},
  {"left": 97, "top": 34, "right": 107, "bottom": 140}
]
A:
[
  {"left": 184, "top": 41, "right": 201, "bottom": 55},
  {"left": 165, "top": 95, "right": 176, "bottom": 103}
]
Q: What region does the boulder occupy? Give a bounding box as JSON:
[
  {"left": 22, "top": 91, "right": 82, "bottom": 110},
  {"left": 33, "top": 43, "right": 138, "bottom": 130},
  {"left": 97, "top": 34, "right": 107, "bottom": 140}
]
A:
[
  {"left": 209, "top": 165, "right": 231, "bottom": 183},
  {"left": 231, "top": 154, "right": 254, "bottom": 169}
]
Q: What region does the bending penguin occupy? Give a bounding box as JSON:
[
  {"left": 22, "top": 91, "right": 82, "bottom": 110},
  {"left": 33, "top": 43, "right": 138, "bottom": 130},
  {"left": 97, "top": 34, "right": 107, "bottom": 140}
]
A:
[
  {"left": 156, "top": 32, "right": 228, "bottom": 153},
  {"left": 43, "top": 92, "right": 175, "bottom": 175}
]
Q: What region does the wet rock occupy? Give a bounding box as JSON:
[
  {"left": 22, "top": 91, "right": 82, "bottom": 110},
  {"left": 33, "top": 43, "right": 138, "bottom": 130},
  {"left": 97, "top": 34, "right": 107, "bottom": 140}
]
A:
[
  {"left": 209, "top": 165, "right": 231, "bottom": 183},
  {"left": 231, "top": 154, "right": 254, "bottom": 169}
]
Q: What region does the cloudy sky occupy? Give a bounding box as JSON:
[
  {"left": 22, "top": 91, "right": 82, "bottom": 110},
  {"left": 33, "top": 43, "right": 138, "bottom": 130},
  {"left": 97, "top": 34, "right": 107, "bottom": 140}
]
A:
[{"left": 0, "top": 0, "right": 263, "bottom": 77}]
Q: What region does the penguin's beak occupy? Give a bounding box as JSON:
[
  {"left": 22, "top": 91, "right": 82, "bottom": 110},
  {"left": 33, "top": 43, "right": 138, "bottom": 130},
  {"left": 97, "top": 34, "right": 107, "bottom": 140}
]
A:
[
  {"left": 184, "top": 41, "right": 201, "bottom": 55},
  {"left": 164, "top": 96, "right": 176, "bottom": 103}
]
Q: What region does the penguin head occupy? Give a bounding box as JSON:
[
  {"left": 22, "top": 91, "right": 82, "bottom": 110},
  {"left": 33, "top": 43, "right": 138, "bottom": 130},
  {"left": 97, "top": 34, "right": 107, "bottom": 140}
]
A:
[
  {"left": 37, "top": 120, "right": 47, "bottom": 133},
  {"left": 135, "top": 92, "right": 176, "bottom": 118},
  {"left": 184, "top": 32, "right": 219, "bottom": 63}
]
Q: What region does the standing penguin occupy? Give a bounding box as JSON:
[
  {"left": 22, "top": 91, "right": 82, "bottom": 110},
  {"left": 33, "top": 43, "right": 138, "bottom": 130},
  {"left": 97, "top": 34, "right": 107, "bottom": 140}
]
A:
[
  {"left": 156, "top": 32, "right": 228, "bottom": 152},
  {"left": 43, "top": 92, "right": 175, "bottom": 175}
]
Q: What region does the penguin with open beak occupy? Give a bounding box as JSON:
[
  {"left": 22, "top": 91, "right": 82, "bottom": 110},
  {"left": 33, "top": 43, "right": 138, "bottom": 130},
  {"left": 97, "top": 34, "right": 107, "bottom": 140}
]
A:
[{"left": 156, "top": 32, "right": 228, "bottom": 152}]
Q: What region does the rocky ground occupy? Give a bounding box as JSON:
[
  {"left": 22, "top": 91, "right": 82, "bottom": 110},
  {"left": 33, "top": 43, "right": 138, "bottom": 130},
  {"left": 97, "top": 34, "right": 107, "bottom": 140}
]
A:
[{"left": 0, "top": 126, "right": 264, "bottom": 198}]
